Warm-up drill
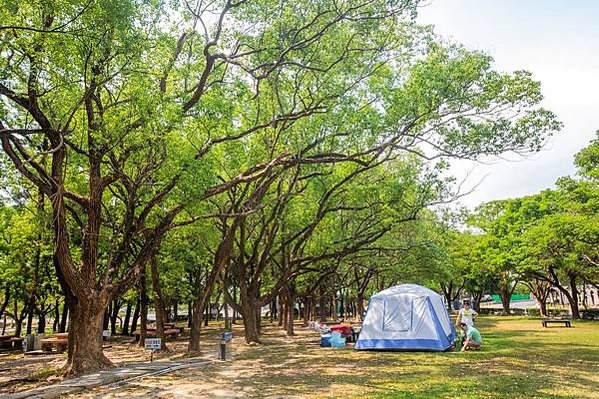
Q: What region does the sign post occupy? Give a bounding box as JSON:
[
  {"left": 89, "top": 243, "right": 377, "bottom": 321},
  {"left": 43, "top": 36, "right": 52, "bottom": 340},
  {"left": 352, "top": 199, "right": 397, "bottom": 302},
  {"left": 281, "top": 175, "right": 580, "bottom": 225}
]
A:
[
  {"left": 144, "top": 338, "right": 161, "bottom": 362},
  {"left": 219, "top": 332, "right": 233, "bottom": 361}
]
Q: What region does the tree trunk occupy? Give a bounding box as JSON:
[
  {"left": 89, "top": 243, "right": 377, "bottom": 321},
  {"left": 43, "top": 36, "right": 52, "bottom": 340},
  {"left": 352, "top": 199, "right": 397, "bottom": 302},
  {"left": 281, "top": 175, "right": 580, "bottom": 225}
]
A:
[
  {"left": 103, "top": 307, "right": 110, "bottom": 331},
  {"left": 224, "top": 302, "right": 231, "bottom": 332},
  {"left": 286, "top": 290, "right": 295, "bottom": 336},
  {"left": 53, "top": 302, "right": 60, "bottom": 332},
  {"left": 110, "top": 299, "right": 121, "bottom": 335},
  {"left": 0, "top": 288, "right": 10, "bottom": 328},
  {"left": 277, "top": 294, "right": 284, "bottom": 326},
  {"left": 539, "top": 299, "right": 548, "bottom": 317},
  {"left": 357, "top": 292, "right": 365, "bottom": 321},
  {"left": 472, "top": 292, "right": 483, "bottom": 313},
  {"left": 150, "top": 255, "right": 167, "bottom": 350},
  {"left": 130, "top": 297, "right": 140, "bottom": 335},
  {"left": 302, "top": 298, "right": 310, "bottom": 327},
  {"left": 26, "top": 293, "right": 37, "bottom": 335},
  {"left": 188, "top": 302, "right": 203, "bottom": 352},
  {"left": 242, "top": 303, "right": 261, "bottom": 344},
  {"left": 319, "top": 287, "right": 327, "bottom": 322},
  {"left": 499, "top": 292, "right": 511, "bottom": 315},
  {"left": 64, "top": 299, "right": 112, "bottom": 375},
  {"left": 122, "top": 301, "right": 132, "bottom": 335},
  {"left": 568, "top": 273, "right": 581, "bottom": 319},
  {"left": 138, "top": 268, "right": 148, "bottom": 347},
  {"left": 37, "top": 312, "right": 46, "bottom": 334},
  {"left": 59, "top": 304, "right": 68, "bottom": 333}
]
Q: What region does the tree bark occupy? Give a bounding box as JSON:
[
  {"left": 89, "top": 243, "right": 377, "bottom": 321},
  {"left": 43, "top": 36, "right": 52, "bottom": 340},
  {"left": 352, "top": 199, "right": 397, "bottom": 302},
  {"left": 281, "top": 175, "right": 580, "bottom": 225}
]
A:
[
  {"left": 110, "top": 299, "right": 121, "bottom": 335},
  {"left": 64, "top": 298, "right": 112, "bottom": 375},
  {"left": 122, "top": 301, "right": 132, "bottom": 335},
  {"left": 472, "top": 292, "right": 483, "bottom": 313},
  {"left": 53, "top": 301, "right": 60, "bottom": 332},
  {"left": 130, "top": 297, "right": 140, "bottom": 335},
  {"left": 59, "top": 303, "right": 68, "bottom": 333},
  {"left": 37, "top": 312, "right": 46, "bottom": 334},
  {"left": 138, "top": 267, "right": 148, "bottom": 347},
  {"left": 150, "top": 255, "right": 167, "bottom": 350},
  {"left": 319, "top": 286, "right": 327, "bottom": 322},
  {"left": 302, "top": 298, "right": 310, "bottom": 327},
  {"left": 188, "top": 301, "right": 204, "bottom": 352},
  {"left": 568, "top": 273, "right": 581, "bottom": 319}
]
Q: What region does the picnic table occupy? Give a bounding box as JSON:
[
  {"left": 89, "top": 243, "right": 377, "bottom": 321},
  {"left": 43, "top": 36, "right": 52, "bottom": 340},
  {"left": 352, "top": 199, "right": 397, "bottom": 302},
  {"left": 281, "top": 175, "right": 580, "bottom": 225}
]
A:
[
  {"left": 0, "top": 335, "right": 24, "bottom": 350},
  {"left": 40, "top": 334, "right": 69, "bottom": 352},
  {"left": 542, "top": 319, "right": 572, "bottom": 328},
  {"left": 132, "top": 326, "right": 181, "bottom": 341}
]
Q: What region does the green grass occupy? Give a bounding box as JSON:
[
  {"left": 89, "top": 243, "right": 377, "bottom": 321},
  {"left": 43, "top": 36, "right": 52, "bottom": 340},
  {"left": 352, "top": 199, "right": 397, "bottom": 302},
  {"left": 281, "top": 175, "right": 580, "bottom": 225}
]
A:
[{"left": 230, "top": 316, "right": 599, "bottom": 399}]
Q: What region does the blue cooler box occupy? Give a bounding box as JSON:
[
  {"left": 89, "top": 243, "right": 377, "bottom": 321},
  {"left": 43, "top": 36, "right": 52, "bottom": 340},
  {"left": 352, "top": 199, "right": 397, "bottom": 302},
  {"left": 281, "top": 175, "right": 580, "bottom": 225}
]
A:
[{"left": 320, "top": 334, "right": 332, "bottom": 347}]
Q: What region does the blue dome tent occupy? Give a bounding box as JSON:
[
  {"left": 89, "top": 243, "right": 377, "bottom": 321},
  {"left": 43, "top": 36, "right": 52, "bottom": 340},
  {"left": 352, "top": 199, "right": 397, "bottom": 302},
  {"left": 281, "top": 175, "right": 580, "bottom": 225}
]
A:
[{"left": 355, "top": 284, "right": 456, "bottom": 351}]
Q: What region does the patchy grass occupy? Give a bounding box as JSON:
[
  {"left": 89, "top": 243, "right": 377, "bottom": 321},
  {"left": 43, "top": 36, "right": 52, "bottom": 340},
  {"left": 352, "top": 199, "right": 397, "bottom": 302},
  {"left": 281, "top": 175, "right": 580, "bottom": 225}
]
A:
[{"left": 69, "top": 316, "right": 598, "bottom": 399}]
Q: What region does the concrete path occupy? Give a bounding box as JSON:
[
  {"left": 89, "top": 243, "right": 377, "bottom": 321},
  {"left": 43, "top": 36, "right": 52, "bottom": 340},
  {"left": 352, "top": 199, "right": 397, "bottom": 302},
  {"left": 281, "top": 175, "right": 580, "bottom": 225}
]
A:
[{"left": 5, "top": 358, "right": 210, "bottom": 399}]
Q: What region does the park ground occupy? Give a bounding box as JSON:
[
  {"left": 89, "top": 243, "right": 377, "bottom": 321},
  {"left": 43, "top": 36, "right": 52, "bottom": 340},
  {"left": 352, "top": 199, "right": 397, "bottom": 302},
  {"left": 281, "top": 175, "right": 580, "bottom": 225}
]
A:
[{"left": 1, "top": 316, "right": 598, "bottom": 398}]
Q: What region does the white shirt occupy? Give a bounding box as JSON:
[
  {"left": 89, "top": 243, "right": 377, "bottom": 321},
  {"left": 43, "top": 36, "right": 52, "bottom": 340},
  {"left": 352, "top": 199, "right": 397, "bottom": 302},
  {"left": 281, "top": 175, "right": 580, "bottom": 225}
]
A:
[{"left": 459, "top": 308, "right": 477, "bottom": 326}]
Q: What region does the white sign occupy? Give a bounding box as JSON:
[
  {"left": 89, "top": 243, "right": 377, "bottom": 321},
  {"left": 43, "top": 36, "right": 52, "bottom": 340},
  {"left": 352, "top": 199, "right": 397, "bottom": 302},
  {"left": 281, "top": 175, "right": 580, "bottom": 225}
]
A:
[
  {"left": 144, "top": 338, "right": 161, "bottom": 350},
  {"left": 102, "top": 330, "right": 111, "bottom": 338}
]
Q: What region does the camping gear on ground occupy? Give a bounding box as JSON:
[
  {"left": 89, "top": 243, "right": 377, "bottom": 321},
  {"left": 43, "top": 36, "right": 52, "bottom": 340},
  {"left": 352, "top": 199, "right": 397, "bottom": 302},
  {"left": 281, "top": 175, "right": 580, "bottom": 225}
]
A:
[
  {"left": 330, "top": 325, "right": 352, "bottom": 336},
  {"left": 331, "top": 324, "right": 353, "bottom": 342},
  {"left": 355, "top": 284, "right": 456, "bottom": 351},
  {"left": 330, "top": 332, "right": 346, "bottom": 348},
  {"left": 320, "top": 333, "right": 332, "bottom": 347}
]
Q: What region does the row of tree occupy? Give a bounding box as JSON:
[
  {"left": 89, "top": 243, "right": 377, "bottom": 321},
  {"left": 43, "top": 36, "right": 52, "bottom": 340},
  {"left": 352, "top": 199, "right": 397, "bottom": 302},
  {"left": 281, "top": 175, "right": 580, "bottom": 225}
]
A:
[
  {"left": 433, "top": 133, "right": 599, "bottom": 318},
  {"left": 1, "top": 0, "right": 559, "bottom": 375}
]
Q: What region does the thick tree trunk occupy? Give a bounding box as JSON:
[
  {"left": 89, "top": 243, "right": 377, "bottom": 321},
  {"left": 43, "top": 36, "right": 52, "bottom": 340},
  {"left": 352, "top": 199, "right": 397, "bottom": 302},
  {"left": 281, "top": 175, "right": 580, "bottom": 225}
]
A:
[
  {"left": 188, "top": 302, "right": 203, "bottom": 352},
  {"left": 64, "top": 299, "right": 112, "bottom": 375},
  {"left": 242, "top": 303, "right": 261, "bottom": 344}
]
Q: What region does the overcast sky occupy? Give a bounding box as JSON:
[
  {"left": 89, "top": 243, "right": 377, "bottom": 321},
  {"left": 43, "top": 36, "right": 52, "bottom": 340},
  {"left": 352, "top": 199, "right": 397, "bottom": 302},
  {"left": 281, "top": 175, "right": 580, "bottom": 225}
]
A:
[{"left": 416, "top": 0, "right": 599, "bottom": 208}]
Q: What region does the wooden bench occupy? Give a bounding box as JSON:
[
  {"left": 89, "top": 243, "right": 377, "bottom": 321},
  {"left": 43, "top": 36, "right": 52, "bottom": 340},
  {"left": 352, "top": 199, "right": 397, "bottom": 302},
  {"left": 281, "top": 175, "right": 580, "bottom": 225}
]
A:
[{"left": 542, "top": 319, "right": 572, "bottom": 328}]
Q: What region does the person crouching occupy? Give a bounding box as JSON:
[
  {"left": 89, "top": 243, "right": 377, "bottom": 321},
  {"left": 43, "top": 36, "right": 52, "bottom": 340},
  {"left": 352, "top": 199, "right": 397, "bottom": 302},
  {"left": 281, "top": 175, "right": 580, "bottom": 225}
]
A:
[{"left": 459, "top": 322, "right": 482, "bottom": 351}]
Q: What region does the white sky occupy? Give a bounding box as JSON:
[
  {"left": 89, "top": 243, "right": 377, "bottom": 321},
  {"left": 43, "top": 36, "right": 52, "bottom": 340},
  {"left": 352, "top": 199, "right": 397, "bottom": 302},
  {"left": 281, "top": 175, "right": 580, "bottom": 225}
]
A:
[{"left": 417, "top": 0, "right": 599, "bottom": 208}]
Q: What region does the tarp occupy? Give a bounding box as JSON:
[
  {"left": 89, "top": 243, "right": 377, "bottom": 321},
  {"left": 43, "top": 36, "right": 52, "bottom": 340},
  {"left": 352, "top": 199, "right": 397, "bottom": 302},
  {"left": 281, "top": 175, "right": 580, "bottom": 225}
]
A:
[{"left": 355, "top": 284, "right": 456, "bottom": 351}]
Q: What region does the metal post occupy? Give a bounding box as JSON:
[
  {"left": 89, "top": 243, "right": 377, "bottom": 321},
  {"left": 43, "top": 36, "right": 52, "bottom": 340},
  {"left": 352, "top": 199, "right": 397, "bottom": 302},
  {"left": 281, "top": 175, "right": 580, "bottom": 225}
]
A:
[{"left": 219, "top": 337, "right": 226, "bottom": 361}]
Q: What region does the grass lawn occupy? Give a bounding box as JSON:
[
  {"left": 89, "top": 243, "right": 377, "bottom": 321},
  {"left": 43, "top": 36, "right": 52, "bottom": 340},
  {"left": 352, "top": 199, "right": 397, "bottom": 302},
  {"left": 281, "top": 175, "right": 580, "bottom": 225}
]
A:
[{"left": 70, "top": 316, "right": 598, "bottom": 399}]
